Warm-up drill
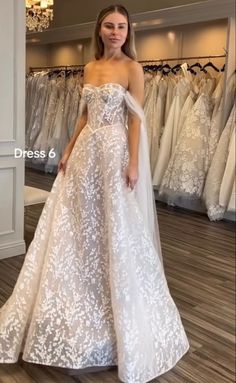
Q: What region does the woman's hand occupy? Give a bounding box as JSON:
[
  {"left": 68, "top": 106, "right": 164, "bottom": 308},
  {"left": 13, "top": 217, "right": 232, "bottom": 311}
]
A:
[
  {"left": 57, "top": 150, "right": 71, "bottom": 175},
  {"left": 125, "top": 162, "right": 138, "bottom": 190}
]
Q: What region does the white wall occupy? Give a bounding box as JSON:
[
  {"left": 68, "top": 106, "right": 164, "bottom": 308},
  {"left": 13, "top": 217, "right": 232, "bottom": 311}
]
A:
[
  {"left": 26, "top": 38, "right": 93, "bottom": 71},
  {"left": 135, "top": 19, "right": 227, "bottom": 65},
  {"left": 26, "top": 45, "right": 49, "bottom": 72},
  {"left": 26, "top": 19, "right": 228, "bottom": 70},
  {"left": 48, "top": 38, "right": 92, "bottom": 66},
  {"left": 0, "top": 1, "right": 26, "bottom": 259},
  {"left": 181, "top": 19, "right": 227, "bottom": 67},
  {"left": 135, "top": 26, "right": 181, "bottom": 61}
]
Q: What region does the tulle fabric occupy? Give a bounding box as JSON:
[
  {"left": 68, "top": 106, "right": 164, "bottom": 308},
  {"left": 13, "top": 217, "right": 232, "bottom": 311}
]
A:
[{"left": 124, "top": 91, "right": 163, "bottom": 262}]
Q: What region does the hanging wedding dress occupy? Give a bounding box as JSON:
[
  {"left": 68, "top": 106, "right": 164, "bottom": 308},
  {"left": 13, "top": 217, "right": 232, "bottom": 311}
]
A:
[
  {"left": 164, "top": 76, "right": 176, "bottom": 125},
  {"left": 0, "top": 83, "right": 189, "bottom": 383},
  {"left": 25, "top": 74, "right": 34, "bottom": 134},
  {"left": 25, "top": 73, "right": 49, "bottom": 151},
  {"left": 45, "top": 78, "right": 67, "bottom": 172},
  {"left": 211, "top": 73, "right": 224, "bottom": 118},
  {"left": 59, "top": 75, "right": 77, "bottom": 162},
  {"left": 152, "top": 64, "right": 191, "bottom": 187},
  {"left": 206, "top": 74, "right": 225, "bottom": 166},
  {"left": 150, "top": 78, "right": 167, "bottom": 175},
  {"left": 207, "top": 97, "right": 224, "bottom": 165},
  {"left": 67, "top": 79, "right": 81, "bottom": 139},
  {"left": 221, "top": 72, "right": 236, "bottom": 126},
  {"left": 176, "top": 84, "right": 198, "bottom": 138},
  {"left": 32, "top": 77, "right": 59, "bottom": 160},
  {"left": 203, "top": 105, "right": 235, "bottom": 221},
  {"left": 227, "top": 178, "right": 236, "bottom": 213},
  {"left": 26, "top": 74, "right": 41, "bottom": 145},
  {"left": 158, "top": 78, "right": 214, "bottom": 204},
  {"left": 219, "top": 126, "right": 235, "bottom": 209},
  {"left": 143, "top": 75, "right": 160, "bottom": 153}
]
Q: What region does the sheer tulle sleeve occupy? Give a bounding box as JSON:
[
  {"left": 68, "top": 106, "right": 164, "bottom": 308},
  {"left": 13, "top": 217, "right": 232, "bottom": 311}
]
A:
[{"left": 124, "top": 91, "right": 163, "bottom": 265}]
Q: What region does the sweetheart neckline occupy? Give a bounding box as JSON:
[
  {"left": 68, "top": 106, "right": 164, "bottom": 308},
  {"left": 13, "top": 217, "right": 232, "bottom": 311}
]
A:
[{"left": 83, "top": 83, "right": 127, "bottom": 91}]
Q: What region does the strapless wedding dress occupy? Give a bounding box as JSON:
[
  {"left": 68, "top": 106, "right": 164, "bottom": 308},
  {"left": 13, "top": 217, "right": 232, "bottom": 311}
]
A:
[{"left": 0, "top": 83, "right": 189, "bottom": 383}]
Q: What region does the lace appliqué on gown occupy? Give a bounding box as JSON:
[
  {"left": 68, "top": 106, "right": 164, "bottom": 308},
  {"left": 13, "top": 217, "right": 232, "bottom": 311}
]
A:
[
  {"left": 0, "top": 84, "right": 189, "bottom": 383},
  {"left": 203, "top": 105, "right": 235, "bottom": 220},
  {"left": 159, "top": 87, "right": 213, "bottom": 203}
]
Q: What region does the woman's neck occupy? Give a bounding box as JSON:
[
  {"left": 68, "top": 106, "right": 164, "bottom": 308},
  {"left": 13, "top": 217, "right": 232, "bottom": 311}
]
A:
[{"left": 102, "top": 47, "right": 124, "bottom": 61}]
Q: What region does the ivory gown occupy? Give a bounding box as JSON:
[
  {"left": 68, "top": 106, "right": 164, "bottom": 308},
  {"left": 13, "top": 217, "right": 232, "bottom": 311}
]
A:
[{"left": 0, "top": 83, "right": 189, "bottom": 383}]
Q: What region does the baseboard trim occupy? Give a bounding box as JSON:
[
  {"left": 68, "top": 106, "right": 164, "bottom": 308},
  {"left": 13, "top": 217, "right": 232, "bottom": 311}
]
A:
[{"left": 0, "top": 240, "right": 26, "bottom": 260}]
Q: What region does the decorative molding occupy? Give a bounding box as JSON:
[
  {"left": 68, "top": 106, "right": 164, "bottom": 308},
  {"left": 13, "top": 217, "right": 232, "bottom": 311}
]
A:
[
  {"left": 16, "top": 0, "right": 26, "bottom": 149},
  {"left": 26, "top": 0, "right": 235, "bottom": 45},
  {"left": 0, "top": 240, "right": 26, "bottom": 259},
  {"left": 0, "top": 0, "right": 25, "bottom": 259},
  {"left": 0, "top": 143, "right": 19, "bottom": 157}
]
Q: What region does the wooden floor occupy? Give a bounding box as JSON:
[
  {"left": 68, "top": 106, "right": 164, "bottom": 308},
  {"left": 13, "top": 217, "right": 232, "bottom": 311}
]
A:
[{"left": 0, "top": 168, "right": 235, "bottom": 383}]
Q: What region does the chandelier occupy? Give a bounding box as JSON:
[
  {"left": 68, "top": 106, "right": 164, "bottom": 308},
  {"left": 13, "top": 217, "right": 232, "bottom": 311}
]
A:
[{"left": 26, "top": 0, "right": 54, "bottom": 32}]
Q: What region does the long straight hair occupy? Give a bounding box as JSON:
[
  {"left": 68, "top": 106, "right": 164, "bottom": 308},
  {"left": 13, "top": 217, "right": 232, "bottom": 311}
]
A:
[{"left": 93, "top": 4, "right": 136, "bottom": 60}]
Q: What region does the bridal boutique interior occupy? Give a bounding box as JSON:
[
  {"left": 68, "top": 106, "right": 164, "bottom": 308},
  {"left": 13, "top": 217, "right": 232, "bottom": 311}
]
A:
[{"left": 0, "top": 0, "right": 235, "bottom": 382}]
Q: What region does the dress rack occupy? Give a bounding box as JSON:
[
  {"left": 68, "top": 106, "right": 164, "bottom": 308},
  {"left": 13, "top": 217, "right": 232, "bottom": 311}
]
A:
[
  {"left": 28, "top": 54, "right": 227, "bottom": 72},
  {"left": 138, "top": 54, "right": 226, "bottom": 64},
  {"left": 29, "top": 64, "right": 85, "bottom": 72}
]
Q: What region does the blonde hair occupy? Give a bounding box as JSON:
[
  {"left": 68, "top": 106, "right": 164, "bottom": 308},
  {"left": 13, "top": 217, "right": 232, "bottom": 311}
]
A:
[{"left": 93, "top": 4, "right": 136, "bottom": 60}]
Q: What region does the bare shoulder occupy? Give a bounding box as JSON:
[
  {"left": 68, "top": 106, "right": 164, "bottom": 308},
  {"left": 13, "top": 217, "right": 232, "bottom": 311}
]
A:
[
  {"left": 84, "top": 60, "right": 97, "bottom": 70},
  {"left": 127, "top": 60, "right": 143, "bottom": 74},
  {"left": 127, "top": 60, "right": 144, "bottom": 105},
  {"left": 83, "top": 60, "right": 97, "bottom": 81}
]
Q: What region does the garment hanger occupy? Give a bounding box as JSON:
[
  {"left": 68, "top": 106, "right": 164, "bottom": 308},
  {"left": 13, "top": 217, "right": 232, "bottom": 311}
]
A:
[
  {"left": 48, "top": 69, "right": 59, "bottom": 78},
  {"left": 47, "top": 68, "right": 65, "bottom": 78},
  {"left": 77, "top": 68, "right": 84, "bottom": 87},
  {"left": 156, "top": 64, "right": 163, "bottom": 72},
  {"left": 56, "top": 69, "right": 66, "bottom": 78},
  {"left": 189, "top": 62, "right": 203, "bottom": 71},
  {"left": 171, "top": 63, "right": 182, "bottom": 74},
  {"left": 161, "top": 63, "right": 171, "bottom": 71},
  {"left": 161, "top": 62, "right": 171, "bottom": 75},
  {"left": 65, "top": 69, "right": 73, "bottom": 78},
  {"left": 186, "top": 63, "right": 197, "bottom": 75},
  {"left": 201, "top": 61, "right": 220, "bottom": 73},
  {"left": 221, "top": 64, "right": 225, "bottom": 72}
]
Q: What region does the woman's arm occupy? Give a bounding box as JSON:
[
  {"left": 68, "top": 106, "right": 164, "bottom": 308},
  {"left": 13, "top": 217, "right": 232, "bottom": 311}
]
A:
[
  {"left": 63, "top": 108, "right": 87, "bottom": 155},
  {"left": 126, "top": 61, "right": 144, "bottom": 189},
  {"left": 58, "top": 108, "right": 87, "bottom": 174}
]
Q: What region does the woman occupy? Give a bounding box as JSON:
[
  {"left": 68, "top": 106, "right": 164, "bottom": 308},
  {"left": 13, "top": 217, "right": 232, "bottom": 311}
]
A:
[{"left": 0, "top": 5, "right": 189, "bottom": 383}]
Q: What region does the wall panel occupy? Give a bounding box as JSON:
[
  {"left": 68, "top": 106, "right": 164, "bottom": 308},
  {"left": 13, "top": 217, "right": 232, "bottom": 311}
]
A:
[{"left": 0, "top": 0, "right": 25, "bottom": 259}]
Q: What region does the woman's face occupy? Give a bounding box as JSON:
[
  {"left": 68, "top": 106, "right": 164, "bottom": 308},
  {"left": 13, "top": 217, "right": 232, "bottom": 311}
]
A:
[{"left": 99, "top": 12, "right": 128, "bottom": 50}]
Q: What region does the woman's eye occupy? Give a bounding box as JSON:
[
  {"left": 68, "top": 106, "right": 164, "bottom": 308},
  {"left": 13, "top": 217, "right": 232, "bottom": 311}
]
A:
[{"left": 104, "top": 24, "right": 126, "bottom": 29}]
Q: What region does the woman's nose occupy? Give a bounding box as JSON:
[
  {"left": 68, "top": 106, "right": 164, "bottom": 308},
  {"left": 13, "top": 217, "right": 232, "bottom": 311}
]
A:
[{"left": 111, "top": 27, "right": 119, "bottom": 34}]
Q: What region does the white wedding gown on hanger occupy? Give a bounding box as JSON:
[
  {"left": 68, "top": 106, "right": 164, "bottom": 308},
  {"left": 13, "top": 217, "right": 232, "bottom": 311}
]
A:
[
  {"left": 0, "top": 83, "right": 189, "bottom": 383},
  {"left": 152, "top": 65, "right": 191, "bottom": 188},
  {"left": 203, "top": 105, "right": 235, "bottom": 221},
  {"left": 158, "top": 78, "right": 214, "bottom": 202}
]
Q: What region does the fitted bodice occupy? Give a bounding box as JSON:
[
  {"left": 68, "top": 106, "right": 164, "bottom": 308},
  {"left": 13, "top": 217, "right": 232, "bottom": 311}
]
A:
[{"left": 82, "top": 83, "right": 127, "bottom": 129}]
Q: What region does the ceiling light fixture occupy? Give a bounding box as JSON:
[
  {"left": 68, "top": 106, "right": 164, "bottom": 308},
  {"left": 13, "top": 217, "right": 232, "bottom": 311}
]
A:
[{"left": 25, "top": 0, "right": 54, "bottom": 32}]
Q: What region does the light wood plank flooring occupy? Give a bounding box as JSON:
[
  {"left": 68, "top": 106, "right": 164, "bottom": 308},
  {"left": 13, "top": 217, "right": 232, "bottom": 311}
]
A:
[{"left": 0, "top": 168, "right": 235, "bottom": 383}]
